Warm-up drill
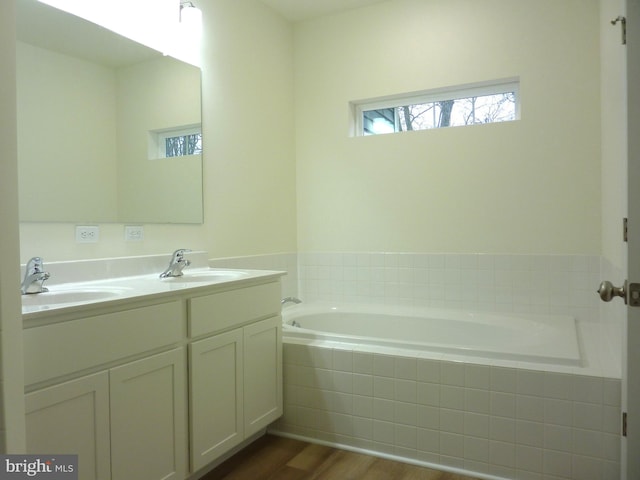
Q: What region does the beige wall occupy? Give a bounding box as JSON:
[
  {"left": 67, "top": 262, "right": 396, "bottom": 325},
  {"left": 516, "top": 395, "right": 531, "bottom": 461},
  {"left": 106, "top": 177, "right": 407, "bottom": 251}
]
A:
[
  {"left": 294, "top": 0, "right": 602, "bottom": 254},
  {"left": 18, "top": 0, "right": 297, "bottom": 262},
  {"left": 0, "top": 0, "right": 26, "bottom": 452},
  {"left": 18, "top": 0, "right": 603, "bottom": 260},
  {"left": 600, "top": 0, "right": 627, "bottom": 270},
  {"left": 17, "top": 42, "right": 119, "bottom": 222},
  {"left": 199, "top": 0, "right": 297, "bottom": 257}
]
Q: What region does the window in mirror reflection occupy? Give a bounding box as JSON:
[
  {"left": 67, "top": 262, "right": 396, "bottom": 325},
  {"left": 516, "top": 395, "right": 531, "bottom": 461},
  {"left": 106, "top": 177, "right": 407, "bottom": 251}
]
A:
[
  {"left": 164, "top": 132, "right": 202, "bottom": 157},
  {"left": 151, "top": 125, "right": 202, "bottom": 159}
]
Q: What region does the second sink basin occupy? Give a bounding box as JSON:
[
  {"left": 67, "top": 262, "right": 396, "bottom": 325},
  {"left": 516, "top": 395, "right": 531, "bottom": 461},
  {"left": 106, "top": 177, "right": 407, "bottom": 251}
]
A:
[{"left": 160, "top": 269, "right": 249, "bottom": 283}]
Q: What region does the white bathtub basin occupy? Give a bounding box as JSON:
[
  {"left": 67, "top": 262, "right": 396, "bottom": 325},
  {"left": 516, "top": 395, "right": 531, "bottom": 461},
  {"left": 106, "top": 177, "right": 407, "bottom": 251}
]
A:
[{"left": 282, "top": 302, "right": 582, "bottom": 366}]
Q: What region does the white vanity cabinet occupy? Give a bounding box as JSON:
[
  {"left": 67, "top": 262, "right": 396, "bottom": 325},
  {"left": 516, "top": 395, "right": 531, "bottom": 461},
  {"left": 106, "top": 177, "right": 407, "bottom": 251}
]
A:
[
  {"left": 188, "top": 282, "right": 282, "bottom": 472},
  {"left": 24, "top": 300, "right": 188, "bottom": 480},
  {"left": 23, "top": 273, "right": 284, "bottom": 480},
  {"left": 26, "top": 349, "right": 187, "bottom": 480}
]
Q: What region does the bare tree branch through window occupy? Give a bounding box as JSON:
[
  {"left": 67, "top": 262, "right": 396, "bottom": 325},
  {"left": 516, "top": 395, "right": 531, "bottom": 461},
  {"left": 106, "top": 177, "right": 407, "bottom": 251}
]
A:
[{"left": 360, "top": 83, "right": 518, "bottom": 136}]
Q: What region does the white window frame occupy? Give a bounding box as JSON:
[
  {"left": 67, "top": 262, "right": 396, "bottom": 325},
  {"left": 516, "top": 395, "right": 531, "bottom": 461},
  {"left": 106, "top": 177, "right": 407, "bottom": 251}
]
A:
[{"left": 352, "top": 78, "right": 520, "bottom": 136}]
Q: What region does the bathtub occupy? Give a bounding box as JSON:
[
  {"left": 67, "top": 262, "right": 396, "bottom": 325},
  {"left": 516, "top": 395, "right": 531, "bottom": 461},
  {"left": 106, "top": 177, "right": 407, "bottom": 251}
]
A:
[
  {"left": 282, "top": 302, "right": 581, "bottom": 366},
  {"left": 273, "top": 302, "right": 620, "bottom": 480}
]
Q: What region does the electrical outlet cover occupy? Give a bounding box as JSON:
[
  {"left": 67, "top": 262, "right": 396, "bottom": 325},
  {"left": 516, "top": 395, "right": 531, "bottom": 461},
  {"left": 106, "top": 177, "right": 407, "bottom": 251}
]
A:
[
  {"left": 124, "top": 225, "right": 144, "bottom": 241},
  {"left": 75, "top": 225, "right": 99, "bottom": 243}
]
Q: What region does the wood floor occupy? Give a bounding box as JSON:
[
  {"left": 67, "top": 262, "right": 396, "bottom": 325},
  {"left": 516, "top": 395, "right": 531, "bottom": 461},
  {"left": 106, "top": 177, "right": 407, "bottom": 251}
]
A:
[{"left": 201, "top": 434, "right": 482, "bottom": 480}]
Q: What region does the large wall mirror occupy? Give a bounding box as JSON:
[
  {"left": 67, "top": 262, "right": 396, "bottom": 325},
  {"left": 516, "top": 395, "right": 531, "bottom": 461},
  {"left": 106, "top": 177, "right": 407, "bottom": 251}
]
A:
[{"left": 16, "top": 0, "right": 203, "bottom": 224}]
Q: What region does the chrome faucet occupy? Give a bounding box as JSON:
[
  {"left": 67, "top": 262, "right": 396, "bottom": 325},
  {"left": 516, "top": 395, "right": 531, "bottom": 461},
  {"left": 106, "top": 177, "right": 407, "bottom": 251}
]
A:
[
  {"left": 21, "top": 257, "right": 51, "bottom": 294},
  {"left": 281, "top": 296, "right": 302, "bottom": 305},
  {"left": 159, "top": 249, "right": 192, "bottom": 278}
]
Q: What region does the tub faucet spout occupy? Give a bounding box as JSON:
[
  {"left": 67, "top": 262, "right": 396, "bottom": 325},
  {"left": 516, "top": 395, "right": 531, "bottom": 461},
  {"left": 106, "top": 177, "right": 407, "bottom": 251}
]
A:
[
  {"left": 160, "top": 249, "right": 192, "bottom": 278},
  {"left": 21, "top": 257, "right": 50, "bottom": 294},
  {"left": 281, "top": 296, "right": 302, "bottom": 305}
]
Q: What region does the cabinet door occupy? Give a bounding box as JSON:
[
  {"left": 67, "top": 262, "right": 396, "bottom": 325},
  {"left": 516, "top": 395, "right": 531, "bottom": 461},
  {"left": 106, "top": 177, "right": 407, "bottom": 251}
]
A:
[
  {"left": 243, "top": 316, "right": 282, "bottom": 437},
  {"left": 189, "top": 329, "right": 243, "bottom": 472},
  {"left": 26, "top": 372, "right": 110, "bottom": 480},
  {"left": 110, "top": 348, "right": 187, "bottom": 480}
]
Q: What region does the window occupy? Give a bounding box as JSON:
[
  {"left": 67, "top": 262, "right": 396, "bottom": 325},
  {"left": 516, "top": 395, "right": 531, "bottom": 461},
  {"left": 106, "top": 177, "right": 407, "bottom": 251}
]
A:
[
  {"left": 354, "top": 79, "right": 519, "bottom": 136},
  {"left": 163, "top": 131, "right": 202, "bottom": 157},
  {"left": 149, "top": 125, "right": 202, "bottom": 159}
]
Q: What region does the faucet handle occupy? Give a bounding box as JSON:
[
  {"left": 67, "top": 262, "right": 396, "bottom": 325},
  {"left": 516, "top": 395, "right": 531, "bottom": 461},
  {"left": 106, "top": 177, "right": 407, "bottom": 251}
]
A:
[
  {"left": 281, "top": 296, "right": 302, "bottom": 305},
  {"left": 172, "top": 249, "right": 192, "bottom": 260},
  {"left": 26, "top": 256, "right": 45, "bottom": 273},
  {"left": 159, "top": 249, "right": 192, "bottom": 278},
  {"left": 21, "top": 257, "right": 50, "bottom": 294}
]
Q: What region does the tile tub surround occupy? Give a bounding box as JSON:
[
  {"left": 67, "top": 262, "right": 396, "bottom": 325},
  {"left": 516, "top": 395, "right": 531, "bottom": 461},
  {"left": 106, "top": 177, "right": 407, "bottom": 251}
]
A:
[
  {"left": 209, "top": 252, "right": 298, "bottom": 301},
  {"left": 271, "top": 343, "right": 621, "bottom": 480},
  {"left": 298, "top": 253, "right": 601, "bottom": 321},
  {"left": 210, "top": 251, "right": 607, "bottom": 326},
  {"left": 296, "top": 252, "right": 621, "bottom": 378}
]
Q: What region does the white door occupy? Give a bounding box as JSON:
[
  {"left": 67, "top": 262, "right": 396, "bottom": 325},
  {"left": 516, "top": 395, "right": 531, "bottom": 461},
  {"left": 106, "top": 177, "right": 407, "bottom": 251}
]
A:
[
  {"left": 602, "top": 1, "right": 640, "bottom": 477},
  {"left": 626, "top": 0, "right": 640, "bottom": 477}
]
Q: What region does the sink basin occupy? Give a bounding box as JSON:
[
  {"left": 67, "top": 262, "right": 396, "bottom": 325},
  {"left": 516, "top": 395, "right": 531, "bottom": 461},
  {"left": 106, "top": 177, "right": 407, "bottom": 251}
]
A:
[
  {"left": 21, "top": 286, "right": 130, "bottom": 308},
  {"left": 160, "top": 269, "right": 249, "bottom": 283}
]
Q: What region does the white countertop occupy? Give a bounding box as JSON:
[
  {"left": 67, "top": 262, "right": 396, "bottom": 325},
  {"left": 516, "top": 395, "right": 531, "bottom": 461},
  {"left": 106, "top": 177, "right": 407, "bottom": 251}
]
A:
[{"left": 22, "top": 267, "right": 285, "bottom": 321}]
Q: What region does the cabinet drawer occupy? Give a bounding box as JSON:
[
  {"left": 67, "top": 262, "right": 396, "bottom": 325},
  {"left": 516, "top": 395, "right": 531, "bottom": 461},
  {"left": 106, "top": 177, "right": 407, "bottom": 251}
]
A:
[
  {"left": 24, "top": 300, "right": 185, "bottom": 386},
  {"left": 189, "top": 282, "right": 280, "bottom": 338}
]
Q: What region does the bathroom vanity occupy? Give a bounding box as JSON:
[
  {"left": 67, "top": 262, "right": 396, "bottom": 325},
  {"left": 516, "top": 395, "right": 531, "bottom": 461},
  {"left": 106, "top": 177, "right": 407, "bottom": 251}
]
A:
[{"left": 22, "top": 267, "right": 284, "bottom": 480}]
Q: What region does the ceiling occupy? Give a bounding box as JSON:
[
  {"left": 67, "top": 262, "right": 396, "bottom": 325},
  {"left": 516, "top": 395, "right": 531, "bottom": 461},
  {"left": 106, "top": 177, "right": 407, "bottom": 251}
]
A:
[{"left": 258, "top": 0, "right": 389, "bottom": 22}]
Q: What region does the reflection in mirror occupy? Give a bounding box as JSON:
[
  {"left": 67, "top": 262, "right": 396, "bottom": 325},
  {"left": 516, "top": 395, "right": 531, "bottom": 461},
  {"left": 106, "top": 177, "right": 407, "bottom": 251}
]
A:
[{"left": 16, "top": 0, "right": 203, "bottom": 224}]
